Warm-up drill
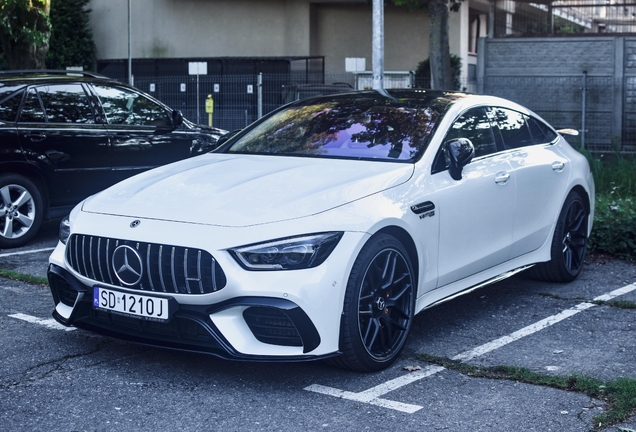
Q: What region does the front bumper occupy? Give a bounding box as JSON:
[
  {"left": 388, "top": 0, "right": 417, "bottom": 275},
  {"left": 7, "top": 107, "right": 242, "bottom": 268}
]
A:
[{"left": 48, "top": 264, "right": 335, "bottom": 362}]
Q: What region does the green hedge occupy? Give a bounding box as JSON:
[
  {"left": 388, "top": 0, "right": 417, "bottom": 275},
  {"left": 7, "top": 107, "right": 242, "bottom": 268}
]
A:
[
  {"left": 582, "top": 150, "right": 636, "bottom": 260},
  {"left": 588, "top": 194, "right": 636, "bottom": 259}
]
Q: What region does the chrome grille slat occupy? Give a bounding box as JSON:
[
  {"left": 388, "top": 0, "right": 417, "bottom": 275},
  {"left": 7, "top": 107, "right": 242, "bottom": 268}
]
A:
[
  {"left": 211, "top": 257, "right": 217, "bottom": 292},
  {"left": 105, "top": 238, "right": 114, "bottom": 285},
  {"left": 146, "top": 244, "right": 156, "bottom": 292},
  {"left": 183, "top": 249, "right": 191, "bottom": 294},
  {"left": 197, "top": 250, "right": 204, "bottom": 294},
  {"left": 158, "top": 245, "right": 167, "bottom": 292},
  {"left": 66, "top": 234, "right": 225, "bottom": 295},
  {"left": 89, "top": 237, "right": 95, "bottom": 279},
  {"left": 81, "top": 236, "right": 87, "bottom": 277},
  {"left": 170, "top": 247, "right": 178, "bottom": 294},
  {"left": 97, "top": 238, "right": 105, "bottom": 282},
  {"left": 73, "top": 235, "right": 79, "bottom": 271}
]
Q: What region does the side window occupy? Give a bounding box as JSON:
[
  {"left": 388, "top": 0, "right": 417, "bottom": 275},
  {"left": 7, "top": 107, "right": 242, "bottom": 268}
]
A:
[
  {"left": 93, "top": 85, "right": 170, "bottom": 127},
  {"left": 527, "top": 116, "right": 558, "bottom": 145},
  {"left": 19, "top": 88, "right": 46, "bottom": 123},
  {"left": 0, "top": 89, "right": 24, "bottom": 123},
  {"left": 490, "top": 107, "right": 533, "bottom": 150},
  {"left": 37, "top": 84, "right": 95, "bottom": 124},
  {"left": 444, "top": 107, "right": 498, "bottom": 158}
]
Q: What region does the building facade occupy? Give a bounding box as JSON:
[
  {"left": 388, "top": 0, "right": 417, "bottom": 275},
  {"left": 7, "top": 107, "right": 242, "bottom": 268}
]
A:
[{"left": 89, "top": 0, "right": 486, "bottom": 85}]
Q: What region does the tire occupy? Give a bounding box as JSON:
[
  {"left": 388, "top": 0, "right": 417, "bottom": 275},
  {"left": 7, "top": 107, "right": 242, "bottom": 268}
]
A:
[
  {"left": 530, "top": 190, "right": 588, "bottom": 282},
  {"left": 0, "top": 174, "right": 44, "bottom": 249},
  {"left": 328, "top": 233, "right": 415, "bottom": 372}
]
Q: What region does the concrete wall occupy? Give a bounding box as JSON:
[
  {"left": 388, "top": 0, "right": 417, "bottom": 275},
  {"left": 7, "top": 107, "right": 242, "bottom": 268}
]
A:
[
  {"left": 477, "top": 36, "right": 636, "bottom": 152},
  {"left": 89, "top": 0, "right": 290, "bottom": 59},
  {"left": 89, "top": 0, "right": 467, "bottom": 77}
]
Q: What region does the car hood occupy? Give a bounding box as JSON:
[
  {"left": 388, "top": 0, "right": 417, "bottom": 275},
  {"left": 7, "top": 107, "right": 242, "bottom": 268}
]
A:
[{"left": 82, "top": 154, "right": 414, "bottom": 227}]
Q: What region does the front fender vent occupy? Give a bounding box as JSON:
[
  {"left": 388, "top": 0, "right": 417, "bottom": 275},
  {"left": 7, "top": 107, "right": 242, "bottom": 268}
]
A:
[{"left": 66, "top": 234, "right": 226, "bottom": 295}]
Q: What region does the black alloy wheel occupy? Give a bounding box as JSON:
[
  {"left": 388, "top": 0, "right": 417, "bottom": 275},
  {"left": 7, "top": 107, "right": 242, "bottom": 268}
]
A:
[
  {"left": 561, "top": 195, "right": 588, "bottom": 275},
  {"left": 329, "top": 233, "right": 415, "bottom": 372},
  {"left": 530, "top": 190, "right": 588, "bottom": 282}
]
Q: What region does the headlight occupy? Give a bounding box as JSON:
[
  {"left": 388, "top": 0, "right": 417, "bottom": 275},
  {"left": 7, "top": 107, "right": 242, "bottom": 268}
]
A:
[
  {"left": 229, "top": 232, "right": 343, "bottom": 271},
  {"left": 59, "top": 215, "right": 71, "bottom": 245}
]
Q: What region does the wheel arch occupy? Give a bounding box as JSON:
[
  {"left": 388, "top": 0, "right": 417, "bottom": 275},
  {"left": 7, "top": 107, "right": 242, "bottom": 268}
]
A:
[
  {"left": 0, "top": 162, "right": 50, "bottom": 213},
  {"left": 373, "top": 225, "right": 420, "bottom": 287},
  {"left": 570, "top": 184, "right": 590, "bottom": 215}
]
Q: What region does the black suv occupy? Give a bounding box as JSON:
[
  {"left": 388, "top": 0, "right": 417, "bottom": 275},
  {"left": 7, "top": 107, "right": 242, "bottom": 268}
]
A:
[{"left": 0, "top": 70, "right": 226, "bottom": 248}]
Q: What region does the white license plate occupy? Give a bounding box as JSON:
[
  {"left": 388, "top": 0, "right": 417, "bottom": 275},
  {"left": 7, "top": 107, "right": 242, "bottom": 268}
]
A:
[{"left": 93, "top": 287, "right": 170, "bottom": 321}]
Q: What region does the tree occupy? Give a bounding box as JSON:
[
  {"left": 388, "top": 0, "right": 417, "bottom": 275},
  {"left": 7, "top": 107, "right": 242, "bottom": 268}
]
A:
[
  {"left": 0, "top": 0, "right": 51, "bottom": 69},
  {"left": 392, "top": 0, "right": 461, "bottom": 90},
  {"left": 47, "top": 0, "right": 96, "bottom": 70},
  {"left": 415, "top": 54, "right": 462, "bottom": 90}
]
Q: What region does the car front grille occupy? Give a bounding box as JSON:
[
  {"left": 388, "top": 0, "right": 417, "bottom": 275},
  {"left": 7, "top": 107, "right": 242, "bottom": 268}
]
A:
[{"left": 66, "top": 234, "right": 227, "bottom": 294}]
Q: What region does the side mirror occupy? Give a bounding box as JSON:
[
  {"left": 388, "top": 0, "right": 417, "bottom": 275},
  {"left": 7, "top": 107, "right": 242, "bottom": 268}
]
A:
[
  {"left": 216, "top": 129, "right": 242, "bottom": 147},
  {"left": 172, "top": 110, "right": 184, "bottom": 129},
  {"left": 447, "top": 138, "right": 474, "bottom": 181}
]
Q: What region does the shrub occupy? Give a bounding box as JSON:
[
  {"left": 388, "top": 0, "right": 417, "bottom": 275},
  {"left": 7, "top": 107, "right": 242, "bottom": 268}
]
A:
[
  {"left": 588, "top": 193, "right": 636, "bottom": 260},
  {"left": 579, "top": 150, "right": 636, "bottom": 260}
]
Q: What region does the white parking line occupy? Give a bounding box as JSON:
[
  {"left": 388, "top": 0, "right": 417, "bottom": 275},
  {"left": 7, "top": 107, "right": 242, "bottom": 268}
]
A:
[
  {"left": 304, "top": 282, "right": 636, "bottom": 413},
  {"left": 9, "top": 312, "right": 75, "bottom": 332},
  {"left": 0, "top": 247, "right": 55, "bottom": 258},
  {"left": 306, "top": 365, "right": 445, "bottom": 413}
]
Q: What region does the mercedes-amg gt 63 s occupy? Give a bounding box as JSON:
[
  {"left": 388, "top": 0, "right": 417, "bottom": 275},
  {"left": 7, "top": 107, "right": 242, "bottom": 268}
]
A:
[{"left": 47, "top": 89, "right": 594, "bottom": 372}]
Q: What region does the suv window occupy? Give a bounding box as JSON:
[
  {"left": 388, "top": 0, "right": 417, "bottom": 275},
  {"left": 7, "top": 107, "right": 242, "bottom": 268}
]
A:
[
  {"left": 93, "top": 85, "right": 171, "bottom": 127},
  {"left": 0, "top": 88, "right": 24, "bottom": 122},
  {"left": 489, "top": 107, "right": 533, "bottom": 150},
  {"left": 36, "top": 84, "right": 95, "bottom": 124},
  {"left": 19, "top": 88, "right": 46, "bottom": 123}
]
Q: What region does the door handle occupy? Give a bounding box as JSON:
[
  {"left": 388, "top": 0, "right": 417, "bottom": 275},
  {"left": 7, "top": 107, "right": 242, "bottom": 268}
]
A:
[
  {"left": 552, "top": 161, "right": 565, "bottom": 172},
  {"left": 494, "top": 171, "right": 510, "bottom": 185},
  {"left": 27, "top": 133, "right": 47, "bottom": 142}
]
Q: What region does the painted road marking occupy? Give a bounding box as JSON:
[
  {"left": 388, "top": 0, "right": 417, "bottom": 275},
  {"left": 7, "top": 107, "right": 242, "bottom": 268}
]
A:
[
  {"left": 305, "top": 282, "right": 636, "bottom": 413},
  {"left": 0, "top": 247, "right": 55, "bottom": 258},
  {"left": 9, "top": 313, "right": 76, "bottom": 332},
  {"left": 306, "top": 365, "right": 445, "bottom": 413}
]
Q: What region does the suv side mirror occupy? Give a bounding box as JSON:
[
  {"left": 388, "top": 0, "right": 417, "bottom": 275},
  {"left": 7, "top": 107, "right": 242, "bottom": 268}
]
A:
[
  {"left": 216, "top": 129, "right": 242, "bottom": 147},
  {"left": 447, "top": 138, "right": 474, "bottom": 181},
  {"left": 172, "top": 110, "right": 184, "bottom": 129}
]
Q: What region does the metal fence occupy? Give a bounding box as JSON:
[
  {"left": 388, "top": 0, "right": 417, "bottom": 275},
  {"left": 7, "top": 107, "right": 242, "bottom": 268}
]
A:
[
  {"left": 482, "top": 75, "right": 636, "bottom": 154},
  {"left": 130, "top": 71, "right": 633, "bottom": 153},
  {"left": 133, "top": 72, "right": 415, "bottom": 131}
]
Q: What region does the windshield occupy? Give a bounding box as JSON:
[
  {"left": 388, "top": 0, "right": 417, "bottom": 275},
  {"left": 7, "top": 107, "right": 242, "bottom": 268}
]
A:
[{"left": 227, "top": 97, "right": 444, "bottom": 162}]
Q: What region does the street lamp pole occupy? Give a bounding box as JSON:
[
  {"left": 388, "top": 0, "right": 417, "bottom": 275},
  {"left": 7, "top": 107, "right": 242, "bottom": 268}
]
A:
[
  {"left": 372, "top": 0, "right": 384, "bottom": 91},
  {"left": 128, "top": 0, "right": 132, "bottom": 85}
]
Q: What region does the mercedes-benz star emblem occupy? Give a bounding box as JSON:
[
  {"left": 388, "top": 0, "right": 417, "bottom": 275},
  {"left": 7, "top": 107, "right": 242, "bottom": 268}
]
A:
[
  {"left": 112, "top": 245, "right": 143, "bottom": 286},
  {"left": 130, "top": 220, "right": 141, "bottom": 228},
  {"left": 375, "top": 297, "right": 386, "bottom": 311}
]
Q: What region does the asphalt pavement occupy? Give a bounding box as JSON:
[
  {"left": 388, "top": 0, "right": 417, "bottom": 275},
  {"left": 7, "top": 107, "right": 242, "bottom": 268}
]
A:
[{"left": 1, "top": 223, "right": 635, "bottom": 431}]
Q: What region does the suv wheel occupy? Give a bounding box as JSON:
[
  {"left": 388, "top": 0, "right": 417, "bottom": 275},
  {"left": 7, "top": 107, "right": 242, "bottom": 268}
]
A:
[{"left": 0, "top": 174, "right": 44, "bottom": 248}]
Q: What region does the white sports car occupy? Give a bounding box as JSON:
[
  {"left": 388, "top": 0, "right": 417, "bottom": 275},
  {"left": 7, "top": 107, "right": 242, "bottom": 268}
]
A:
[{"left": 48, "top": 89, "right": 594, "bottom": 372}]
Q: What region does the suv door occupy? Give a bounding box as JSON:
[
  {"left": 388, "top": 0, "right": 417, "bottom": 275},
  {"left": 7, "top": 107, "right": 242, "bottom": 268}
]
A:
[
  {"left": 16, "top": 83, "right": 111, "bottom": 209},
  {"left": 488, "top": 107, "right": 569, "bottom": 259},
  {"left": 91, "top": 84, "right": 192, "bottom": 182},
  {"left": 431, "top": 107, "right": 516, "bottom": 287},
  {"left": 0, "top": 86, "right": 23, "bottom": 163}
]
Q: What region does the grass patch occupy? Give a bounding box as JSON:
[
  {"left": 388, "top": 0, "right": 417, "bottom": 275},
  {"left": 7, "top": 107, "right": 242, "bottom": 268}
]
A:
[
  {"left": 593, "top": 300, "right": 636, "bottom": 310},
  {"left": 539, "top": 294, "right": 636, "bottom": 310},
  {"left": 417, "top": 353, "right": 636, "bottom": 430},
  {"left": 0, "top": 268, "right": 48, "bottom": 286},
  {"left": 581, "top": 150, "right": 636, "bottom": 197}
]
